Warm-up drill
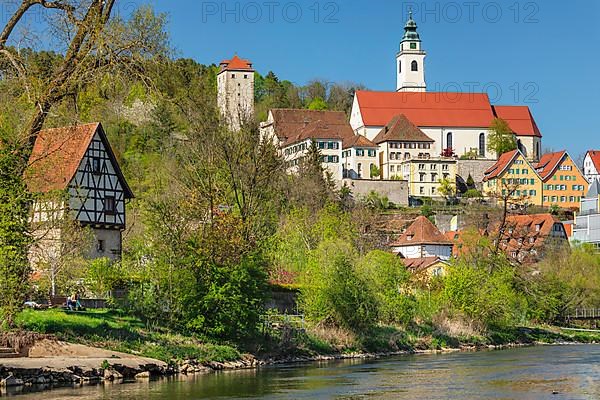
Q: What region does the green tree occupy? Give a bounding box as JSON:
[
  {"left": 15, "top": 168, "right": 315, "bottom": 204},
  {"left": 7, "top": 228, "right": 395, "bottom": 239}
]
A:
[
  {"left": 370, "top": 164, "right": 380, "bottom": 179},
  {"left": 355, "top": 251, "right": 415, "bottom": 325},
  {"left": 308, "top": 97, "right": 328, "bottom": 110},
  {"left": 438, "top": 178, "right": 456, "bottom": 202},
  {"left": 0, "top": 143, "right": 32, "bottom": 328},
  {"left": 487, "top": 118, "right": 517, "bottom": 157},
  {"left": 299, "top": 239, "right": 377, "bottom": 332}
]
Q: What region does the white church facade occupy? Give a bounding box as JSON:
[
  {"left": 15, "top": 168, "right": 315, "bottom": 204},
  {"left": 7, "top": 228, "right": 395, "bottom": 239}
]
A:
[{"left": 349, "top": 12, "right": 543, "bottom": 163}]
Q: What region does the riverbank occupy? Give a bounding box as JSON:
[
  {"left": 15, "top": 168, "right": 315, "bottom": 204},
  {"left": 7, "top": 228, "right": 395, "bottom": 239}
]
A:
[{"left": 4, "top": 308, "right": 600, "bottom": 395}]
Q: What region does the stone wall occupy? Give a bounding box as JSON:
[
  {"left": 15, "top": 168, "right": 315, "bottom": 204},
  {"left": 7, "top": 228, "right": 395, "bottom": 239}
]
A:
[
  {"left": 340, "top": 179, "right": 409, "bottom": 206},
  {"left": 457, "top": 159, "right": 497, "bottom": 190}
]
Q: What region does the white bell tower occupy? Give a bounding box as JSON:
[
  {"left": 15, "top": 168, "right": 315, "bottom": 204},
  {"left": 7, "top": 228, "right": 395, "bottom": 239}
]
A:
[{"left": 396, "top": 11, "right": 426, "bottom": 92}]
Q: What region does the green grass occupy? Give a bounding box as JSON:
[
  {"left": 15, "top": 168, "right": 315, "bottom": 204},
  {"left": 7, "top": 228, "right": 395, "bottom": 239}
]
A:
[{"left": 16, "top": 309, "right": 241, "bottom": 363}]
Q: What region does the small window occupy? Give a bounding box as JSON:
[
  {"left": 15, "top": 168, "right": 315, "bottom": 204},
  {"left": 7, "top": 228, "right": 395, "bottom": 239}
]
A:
[
  {"left": 231, "top": 73, "right": 236, "bottom": 78},
  {"left": 398, "top": 60, "right": 401, "bottom": 73},
  {"left": 97, "top": 240, "right": 105, "bottom": 252},
  {"left": 407, "top": 234, "right": 414, "bottom": 241},
  {"left": 244, "top": 74, "right": 248, "bottom": 79},
  {"left": 410, "top": 42, "right": 417, "bottom": 49},
  {"left": 411, "top": 60, "right": 418, "bottom": 71},
  {"left": 104, "top": 196, "right": 116, "bottom": 215},
  {"left": 92, "top": 157, "right": 101, "bottom": 174}
]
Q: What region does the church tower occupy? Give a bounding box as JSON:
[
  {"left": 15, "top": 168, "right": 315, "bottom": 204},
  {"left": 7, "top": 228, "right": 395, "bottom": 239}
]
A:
[
  {"left": 217, "top": 55, "right": 255, "bottom": 131},
  {"left": 396, "top": 11, "right": 426, "bottom": 92}
]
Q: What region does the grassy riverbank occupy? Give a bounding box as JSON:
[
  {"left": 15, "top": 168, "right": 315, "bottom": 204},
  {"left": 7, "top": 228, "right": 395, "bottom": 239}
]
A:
[{"left": 14, "top": 309, "right": 600, "bottom": 364}]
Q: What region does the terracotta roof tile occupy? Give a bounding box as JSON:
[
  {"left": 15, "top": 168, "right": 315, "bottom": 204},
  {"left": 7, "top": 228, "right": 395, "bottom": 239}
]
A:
[
  {"left": 483, "top": 149, "right": 520, "bottom": 181},
  {"left": 356, "top": 90, "right": 495, "bottom": 127},
  {"left": 402, "top": 256, "right": 445, "bottom": 273},
  {"left": 587, "top": 150, "right": 600, "bottom": 173},
  {"left": 219, "top": 55, "right": 254, "bottom": 72},
  {"left": 25, "top": 123, "right": 100, "bottom": 193},
  {"left": 269, "top": 109, "right": 355, "bottom": 146},
  {"left": 492, "top": 105, "right": 542, "bottom": 137},
  {"left": 25, "top": 123, "right": 133, "bottom": 199},
  {"left": 534, "top": 151, "right": 567, "bottom": 181},
  {"left": 343, "top": 134, "right": 377, "bottom": 149},
  {"left": 372, "top": 114, "right": 434, "bottom": 144},
  {"left": 391, "top": 216, "right": 452, "bottom": 246}
]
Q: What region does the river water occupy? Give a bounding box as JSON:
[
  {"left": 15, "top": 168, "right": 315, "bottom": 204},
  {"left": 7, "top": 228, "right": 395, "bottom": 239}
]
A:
[{"left": 12, "top": 345, "right": 600, "bottom": 399}]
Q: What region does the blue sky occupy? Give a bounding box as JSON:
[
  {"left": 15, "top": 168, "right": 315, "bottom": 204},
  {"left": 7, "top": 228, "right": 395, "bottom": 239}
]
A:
[{"left": 129, "top": 1, "right": 598, "bottom": 156}]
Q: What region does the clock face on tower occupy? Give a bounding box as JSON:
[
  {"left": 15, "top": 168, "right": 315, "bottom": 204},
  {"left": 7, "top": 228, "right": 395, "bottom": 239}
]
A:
[{"left": 410, "top": 42, "right": 417, "bottom": 49}]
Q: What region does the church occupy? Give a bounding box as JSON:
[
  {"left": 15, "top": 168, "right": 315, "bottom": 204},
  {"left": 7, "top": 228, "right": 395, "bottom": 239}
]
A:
[{"left": 349, "top": 12, "right": 543, "bottom": 164}]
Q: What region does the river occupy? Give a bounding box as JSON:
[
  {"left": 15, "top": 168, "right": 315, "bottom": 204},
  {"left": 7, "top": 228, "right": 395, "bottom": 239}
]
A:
[{"left": 11, "top": 345, "right": 600, "bottom": 399}]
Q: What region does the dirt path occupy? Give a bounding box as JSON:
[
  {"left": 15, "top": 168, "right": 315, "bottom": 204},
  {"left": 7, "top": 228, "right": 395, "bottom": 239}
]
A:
[{"left": 0, "top": 339, "right": 165, "bottom": 370}]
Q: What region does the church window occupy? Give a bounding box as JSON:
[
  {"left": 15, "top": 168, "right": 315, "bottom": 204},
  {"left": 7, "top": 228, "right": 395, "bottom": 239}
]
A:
[
  {"left": 411, "top": 60, "right": 418, "bottom": 71},
  {"left": 398, "top": 60, "right": 401, "bottom": 73},
  {"left": 446, "top": 132, "right": 453, "bottom": 149},
  {"left": 479, "top": 133, "right": 485, "bottom": 157},
  {"left": 410, "top": 42, "right": 417, "bottom": 49}
]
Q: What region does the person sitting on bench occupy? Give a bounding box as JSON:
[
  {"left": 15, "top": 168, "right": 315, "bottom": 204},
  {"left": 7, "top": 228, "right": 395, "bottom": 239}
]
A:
[{"left": 67, "top": 293, "right": 83, "bottom": 311}]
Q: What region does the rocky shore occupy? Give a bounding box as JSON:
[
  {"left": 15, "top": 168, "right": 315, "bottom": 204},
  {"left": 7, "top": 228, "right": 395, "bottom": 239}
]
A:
[{"left": 0, "top": 338, "right": 581, "bottom": 395}]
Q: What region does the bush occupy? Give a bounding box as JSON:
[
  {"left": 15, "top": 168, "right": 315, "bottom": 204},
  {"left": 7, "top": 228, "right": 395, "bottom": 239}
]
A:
[
  {"left": 355, "top": 251, "right": 415, "bottom": 325},
  {"left": 442, "top": 258, "right": 527, "bottom": 329},
  {"left": 463, "top": 189, "right": 483, "bottom": 199},
  {"left": 299, "top": 240, "right": 377, "bottom": 332}
]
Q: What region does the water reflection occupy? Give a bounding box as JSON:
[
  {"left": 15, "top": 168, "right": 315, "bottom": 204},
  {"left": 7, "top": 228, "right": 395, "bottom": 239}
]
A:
[{"left": 11, "top": 345, "right": 600, "bottom": 399}]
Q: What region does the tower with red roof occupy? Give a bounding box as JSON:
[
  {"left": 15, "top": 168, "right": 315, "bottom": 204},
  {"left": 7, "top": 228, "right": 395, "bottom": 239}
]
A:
[{"left": 217, "top": 55, "right": 255, "bottom": 130}]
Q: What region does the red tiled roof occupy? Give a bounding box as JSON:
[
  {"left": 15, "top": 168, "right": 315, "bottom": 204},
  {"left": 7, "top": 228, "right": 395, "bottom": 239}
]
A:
[
  {"left": 372, "top": 114, "right": 434, "bottom": 144},
  {"left": 586, "top": 150, "right": 600, "bottom": 173},
  {"left": 25, "top": 123, "right": 133, "bottom": 198},
  {"left": 343, "top": 134, "right": 377, "bottom": 149},
  {"left": 391, "top": 216, "right": 452, "bottom": 246},
  {"left": 356, "top": 91, "right": 495, "bottom": 128},
  {"left": 402, "top": 256, "right": 445, "bottom": 273},
  {"left": 534, "top": 151, "right": 567, "bottom": 181},
  {"left": 492, "top": 105, "right": 542, "bottom": 137},
  {"left": 483, "top": 149, "right": 520, "bottom": 181},
  {"left": 498, "top": 214, "right": 567, "bottom": 256},
  {"left": 219, "top": 55, "right": 254, "bottom": 72},
  {"left": 25, "top": 123, "right": 100, "bottom": 193},
  {"left": 269, "top": 109, "right": 354, "bottom": 146}
]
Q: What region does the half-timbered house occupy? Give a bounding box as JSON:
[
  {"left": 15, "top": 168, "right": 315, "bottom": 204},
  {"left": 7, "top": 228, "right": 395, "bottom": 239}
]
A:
[{"left": 25, "top": 122, "right": 133, "bottom": 267}]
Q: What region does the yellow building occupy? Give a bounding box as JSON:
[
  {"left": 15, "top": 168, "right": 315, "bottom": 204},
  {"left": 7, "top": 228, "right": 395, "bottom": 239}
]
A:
[
  {"left": 401, "top": 158, "right": 457, "bottom": 198},
  {"left": 483, "top": 149, "right": 543, "bottom": 206},
  {"left": 535, "top": 151, "right": 588, "bottom": 210}
]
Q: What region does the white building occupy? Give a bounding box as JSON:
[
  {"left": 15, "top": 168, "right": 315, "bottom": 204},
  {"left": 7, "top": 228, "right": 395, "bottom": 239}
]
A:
[
  {"left": 342, "top": 135, "right": 379, "bottom": 179},
  {"left": 349, "top": 13, "right": 543, "bottom": 162},
  {"left": 583, "top": 150, "right": 600, "bottom": 183},
  {"left": 26, "top": 123, "right": 134, "bottom": 267},
  {"left": 572, "top": 180, "right": 600, "bottom": 248},
  {"left": 262, "top": 109, "right": 381, "bottom": 181},
  {"left": 390, "top": 216, "right": 454, "bottom": 260},
  {"left": 217, "top": 55, "right": 255, "bottom": 131}
]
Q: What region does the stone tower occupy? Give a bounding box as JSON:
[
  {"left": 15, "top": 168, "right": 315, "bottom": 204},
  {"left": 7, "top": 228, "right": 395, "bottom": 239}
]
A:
[
  {"left": 217, "top": 55, "right": 255, "bottom": 131},
  {"left": 396, "top": 11, "right": 426, "bottom": 92}
]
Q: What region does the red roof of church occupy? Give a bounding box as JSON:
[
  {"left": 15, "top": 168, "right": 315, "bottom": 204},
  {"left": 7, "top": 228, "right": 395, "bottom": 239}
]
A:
[
  {"left": 391, "top": 216, "right": 452, "bottom": 246},
  {"left": 219, "top": 55, "right": 254, "bottom": 72},
  {"left": 492, "top": 105, "right": 542, "bottom": 137},
  {"left": 534, "top": 151, "right": 567, "bottom": 181},
  {"left": 586, "top": 150, "right": 600, "bottom": 172},
  {"left": 483, "top": 149, "right": 521, "bottom": 181},
  {"left": 355, "top": 91, "right": 495, "bottom": 128}
]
